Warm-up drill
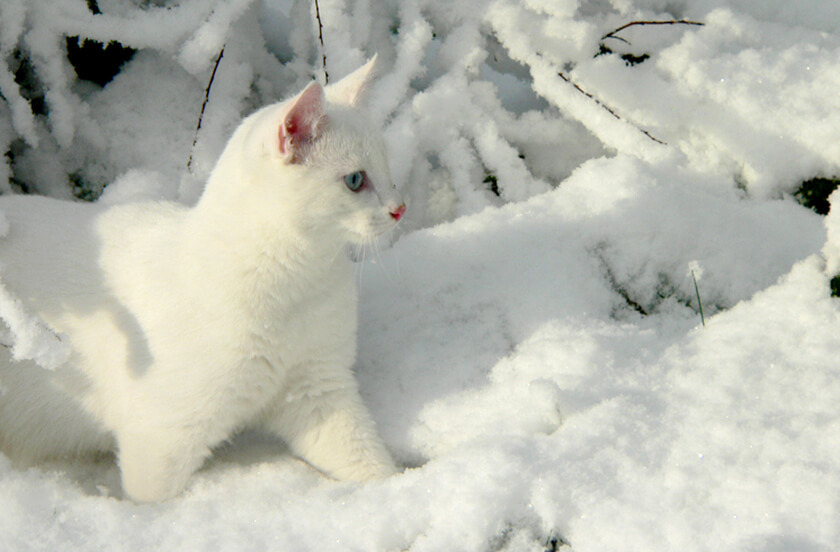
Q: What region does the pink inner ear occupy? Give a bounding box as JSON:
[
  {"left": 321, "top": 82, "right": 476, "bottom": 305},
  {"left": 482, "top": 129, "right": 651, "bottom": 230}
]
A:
[{"left": 279, "top": 82, "right": 326, "bottom": 161}]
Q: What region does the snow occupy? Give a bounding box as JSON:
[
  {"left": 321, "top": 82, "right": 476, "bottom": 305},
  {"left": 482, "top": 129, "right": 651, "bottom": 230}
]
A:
[
  {"left": 0, "top": 278, "right": 69, "bottom": 371},
  {"left": 1, "top": 0, "right": 840, "bottom": 550}
]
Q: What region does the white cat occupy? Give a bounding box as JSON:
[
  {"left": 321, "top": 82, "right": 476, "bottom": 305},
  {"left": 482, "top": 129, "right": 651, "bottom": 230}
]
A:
[{"left": 0, "top": 56, "right": 404, "bottom": 502}]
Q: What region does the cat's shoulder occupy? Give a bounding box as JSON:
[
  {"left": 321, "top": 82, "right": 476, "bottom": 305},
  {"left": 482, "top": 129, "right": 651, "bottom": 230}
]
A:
[
  {"left": 96, "top": 200, "right": 190, "bottom": 275},
  {"left": 97, "top": 199, "right": 187, "bottom": 233}
]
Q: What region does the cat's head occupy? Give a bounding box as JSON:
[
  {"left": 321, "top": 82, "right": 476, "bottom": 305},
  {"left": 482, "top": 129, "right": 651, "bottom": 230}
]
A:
[{"left": 219, "top": 56, "right": 405, "bottom": 246}]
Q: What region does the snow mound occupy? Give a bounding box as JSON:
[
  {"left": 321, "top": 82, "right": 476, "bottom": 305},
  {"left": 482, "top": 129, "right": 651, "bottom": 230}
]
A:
[{"left": 0, "top": 0, "right": 839, "bottom": 550}]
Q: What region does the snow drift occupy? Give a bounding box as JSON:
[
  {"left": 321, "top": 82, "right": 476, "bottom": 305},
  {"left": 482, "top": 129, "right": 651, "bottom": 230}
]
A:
[{"left": 0, "top": 0, "right": 838, "bottom": 550}]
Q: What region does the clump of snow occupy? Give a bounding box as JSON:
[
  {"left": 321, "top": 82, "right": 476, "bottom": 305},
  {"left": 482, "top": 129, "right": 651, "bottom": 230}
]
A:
[
  {"left": 821, "top": 188, "right": 840, "bottom": 275},
  {"left": 0, "top": 281, "right": 68, "bottom": 370},
  {"left": 1, "top": 0, "right": 839, "bottom": 550},
  {"left": 79, "top": 51, "right": 203, "bottom": 189}
]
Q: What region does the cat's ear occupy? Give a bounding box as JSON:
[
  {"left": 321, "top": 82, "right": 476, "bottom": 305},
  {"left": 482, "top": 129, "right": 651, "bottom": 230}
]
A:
[
  {"left": 325, "top": 54, "right": 378, "bottom": 107},
  {"left": 278, "top": 81, "right": 326, "bottom": 163}
]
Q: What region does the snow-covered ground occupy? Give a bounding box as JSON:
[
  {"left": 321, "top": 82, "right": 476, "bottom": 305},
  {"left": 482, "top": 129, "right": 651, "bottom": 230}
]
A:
[{"left": 1, "top": 0, "right": 839, "bottom": 550}]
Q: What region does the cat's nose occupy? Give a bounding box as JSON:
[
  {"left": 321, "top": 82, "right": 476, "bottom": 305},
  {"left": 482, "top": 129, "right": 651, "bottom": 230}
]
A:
[{"left": 390, "top": 203, "right": 406, "bottom": 222}]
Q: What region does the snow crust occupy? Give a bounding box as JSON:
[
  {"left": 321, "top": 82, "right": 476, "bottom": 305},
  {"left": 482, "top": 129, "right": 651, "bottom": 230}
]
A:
[{"left": 1, "top": 0, "right": 839, "bottom": 550}]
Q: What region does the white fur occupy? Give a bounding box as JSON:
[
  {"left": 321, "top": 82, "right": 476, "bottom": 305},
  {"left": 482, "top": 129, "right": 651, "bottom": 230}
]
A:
[{"left": 0, "top": 58, "right": 403, "bottom": 501}]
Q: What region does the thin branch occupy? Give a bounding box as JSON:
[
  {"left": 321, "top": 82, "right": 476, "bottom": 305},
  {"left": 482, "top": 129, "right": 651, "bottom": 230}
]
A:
[
  {"left": 602, "top": 19, "right": 704, "bottom": 43},
  {"left": 594, "top": 248, "right": 649, "bottom": 316},
  {"left": 578, "top": 19, "right": 704, "bottom": 145},
  {"left": 691, "top": 270, "right": 706, "bottom": 327},
  {"left": 187, "top": 46, "right": 225, "bottom": 172},
  {"left": 605, "top": 35, "right": 631, "bottom": 46},
  {"left": 314, "top": 0, "right": 328, "bottom": 83},
  {"left": 557, "top": 71, "right": 667, "bottom": 145}
]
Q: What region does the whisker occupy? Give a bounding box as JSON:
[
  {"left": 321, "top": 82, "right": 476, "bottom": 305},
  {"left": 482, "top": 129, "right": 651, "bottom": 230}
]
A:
[
  {"left": 373, "top": 234, "right": 384, "bottom": 269},
  {"left": 355, "top": 241, "right": 367, "bottom": 288},
  {"left": 369, "top": 232, "right": 400, "bottom": 286},
  {"left": 391, "top": 232, "right": 402, "bottom": 278},
  {"left": 328, "top": 242, "right": 349, "bottom": 266}
]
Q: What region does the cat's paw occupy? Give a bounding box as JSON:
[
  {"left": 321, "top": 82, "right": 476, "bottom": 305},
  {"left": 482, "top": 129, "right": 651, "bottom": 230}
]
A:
[
  {"left": 329, "top": 457, "right": 399, "bottom": 482},
  {"left": 118, "top": 430, "right": 209, "bottom": 502}
]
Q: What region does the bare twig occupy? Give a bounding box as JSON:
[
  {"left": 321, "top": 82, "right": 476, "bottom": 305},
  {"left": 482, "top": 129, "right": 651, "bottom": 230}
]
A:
[
  {"left": 557, "top": 71, "right": 667, "bottom": 145},
  {"left": 602, "top": 19, "right": 704, "bottom": 43},
  {"left": 564, "top": 19, "right": 704, "bottom": 145},
  {"left": 187, "top": 46, "right": 225, "bottom": 172},
  {"left": 691, "top": 270, "right": 706, "bottom": 327},
  {"left": 594, "top": 249, "right": 649, "bottom": 316},
  {"left": 314, "top": 0, "right": 328, "bottom": 83}
]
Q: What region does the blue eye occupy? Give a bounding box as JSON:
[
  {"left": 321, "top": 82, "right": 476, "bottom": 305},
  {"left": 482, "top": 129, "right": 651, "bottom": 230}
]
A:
[{"left": 344, "top": 171, "right": 365, "bottom": 192}]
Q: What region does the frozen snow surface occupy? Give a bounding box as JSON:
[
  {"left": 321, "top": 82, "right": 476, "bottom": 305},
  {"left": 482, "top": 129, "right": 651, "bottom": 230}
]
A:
[{"left": 1, "top": 0, "right": 840, "bottom": 550}]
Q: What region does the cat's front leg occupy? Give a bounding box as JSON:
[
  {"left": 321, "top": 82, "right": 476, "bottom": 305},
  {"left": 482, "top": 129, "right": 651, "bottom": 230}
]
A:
[
  {"left": 117, "top": 427, "right": 210, "bottom": 502},
  {"left": 263, "top": 375, "right": 397, "bottom": 481}
]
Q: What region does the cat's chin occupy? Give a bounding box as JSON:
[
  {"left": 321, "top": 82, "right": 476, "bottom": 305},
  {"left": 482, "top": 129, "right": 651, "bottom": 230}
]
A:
[
  {"left": 343, "top": 216, "right": 399, "bottom": 245},
  {"left": 347, "top": 228, "right": 396, "bottom": 246}
]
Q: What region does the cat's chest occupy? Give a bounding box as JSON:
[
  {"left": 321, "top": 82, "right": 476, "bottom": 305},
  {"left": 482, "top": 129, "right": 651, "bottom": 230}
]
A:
[
  {"left": 252, "top": 280, "right": 357, "bottom": 366},
  {"left": 101, "top": 213, "right": 359, "bottom": 375},
  {"left": 230, "top": 260, "right": 358, "bottom": 368}
]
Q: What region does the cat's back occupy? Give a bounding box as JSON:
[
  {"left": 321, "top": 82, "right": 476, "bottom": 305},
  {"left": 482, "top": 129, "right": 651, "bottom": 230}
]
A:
[
  {"left": 0, "top": 194, "right": 100, "bottom": 256},
  {"left": 0, "top": 195, "right": 106, "bottom": 308},
  {"left": 0, "top": 194, "right": 186, "bottom": 323},
  {"left": 95, "top": 199, "right": 188, "bottom": 279}
]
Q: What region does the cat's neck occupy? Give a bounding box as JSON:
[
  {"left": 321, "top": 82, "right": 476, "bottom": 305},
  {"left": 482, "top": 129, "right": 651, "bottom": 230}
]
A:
[{"left": 185, "top": 161, "right": 350, "bottom": 294}]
